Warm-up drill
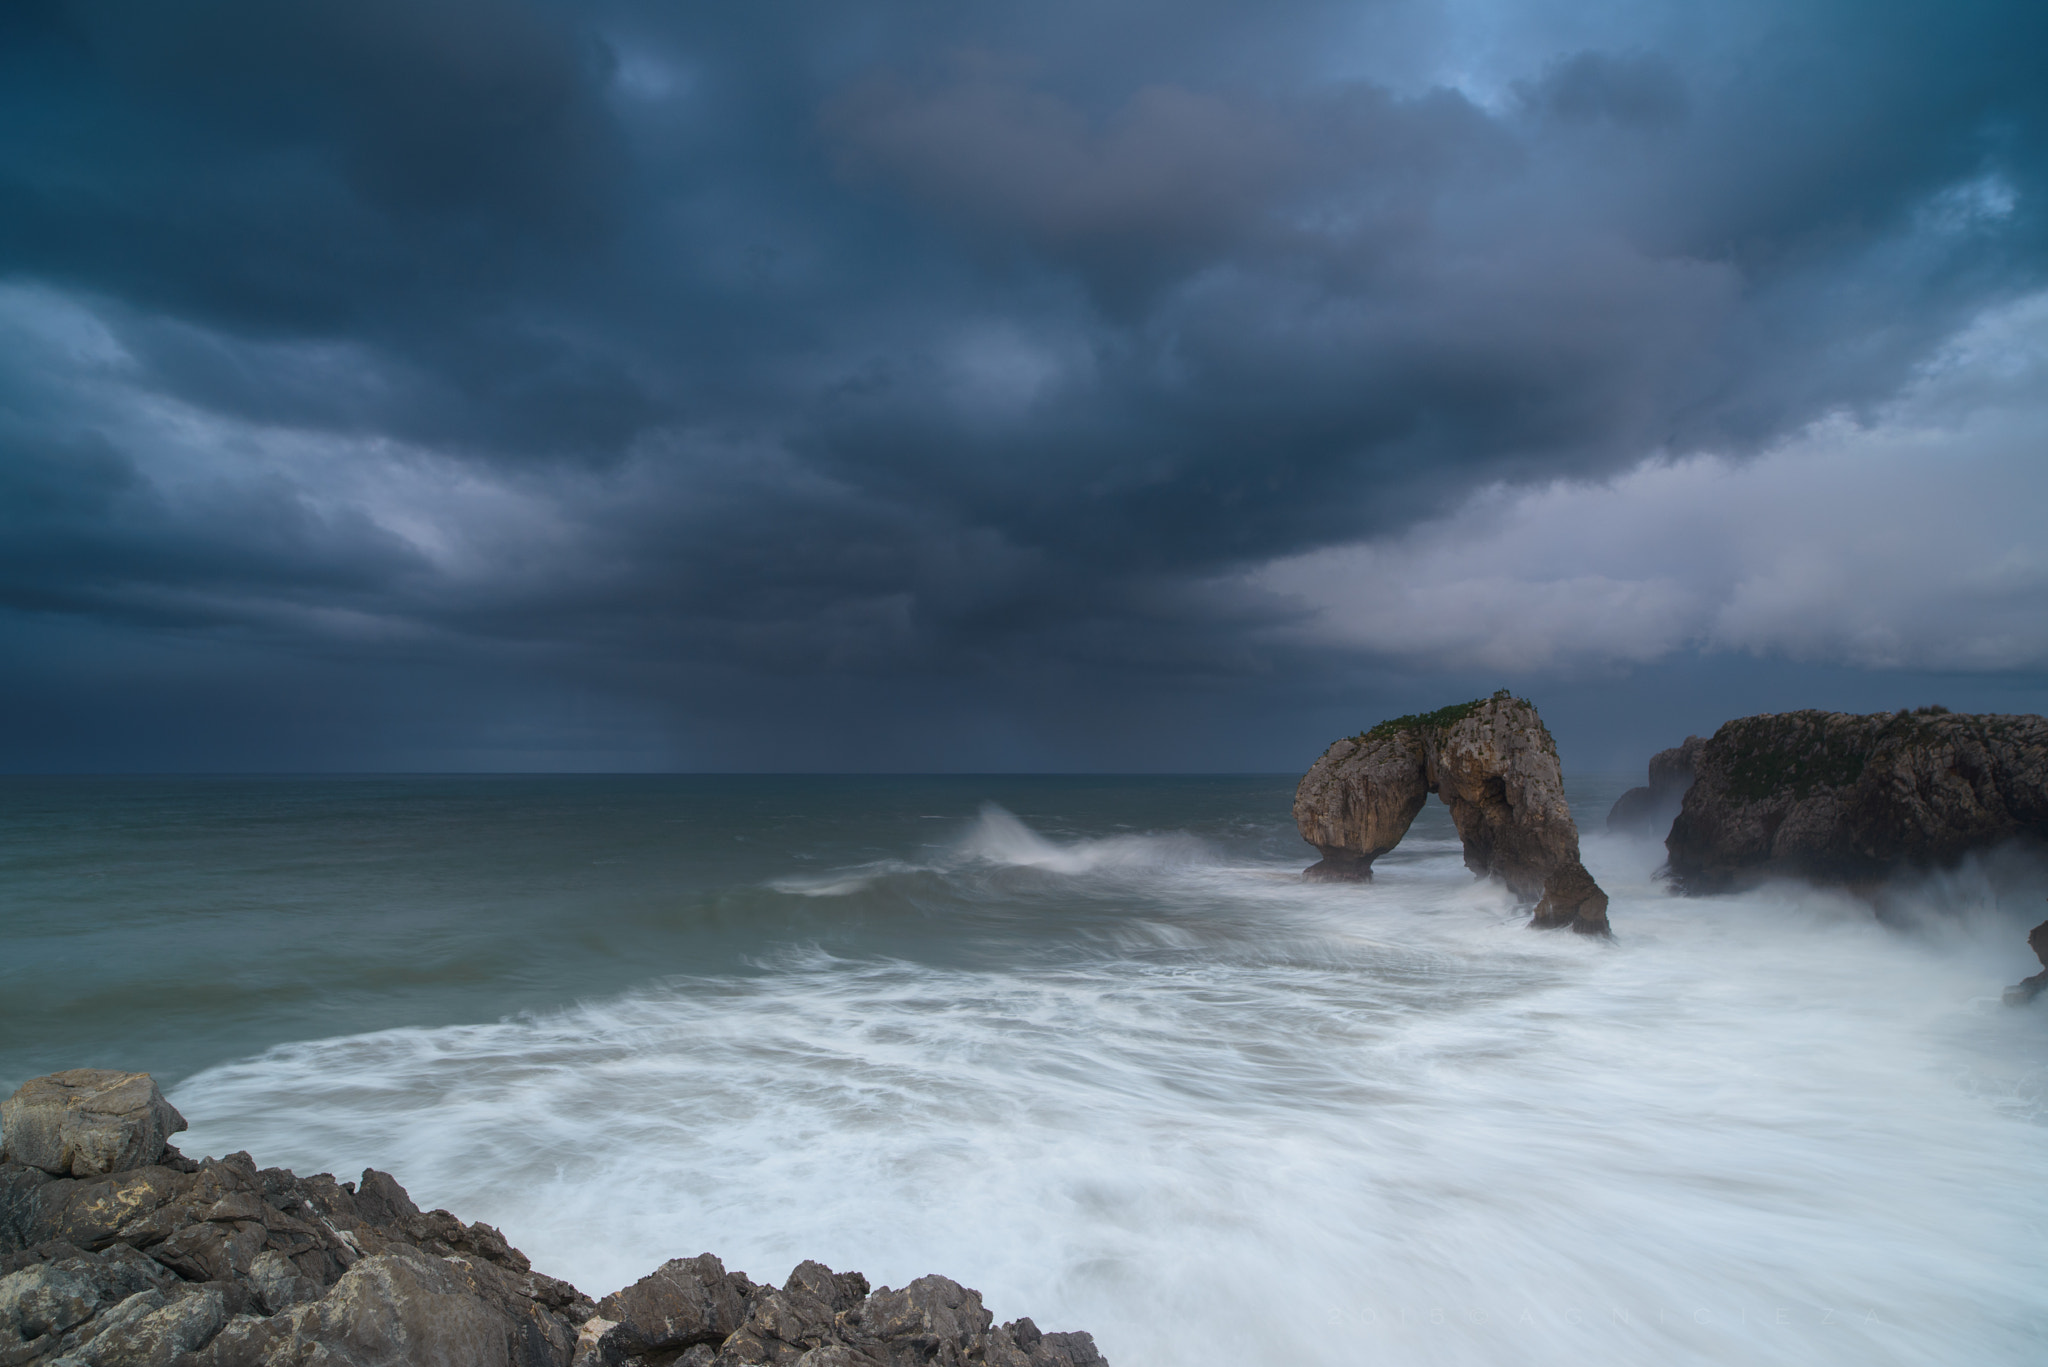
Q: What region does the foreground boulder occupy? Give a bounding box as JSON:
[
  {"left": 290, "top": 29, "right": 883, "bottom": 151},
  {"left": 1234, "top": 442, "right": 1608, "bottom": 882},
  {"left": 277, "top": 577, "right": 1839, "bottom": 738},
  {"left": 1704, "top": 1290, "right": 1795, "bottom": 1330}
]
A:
[
  {"left": 1665, "top": 708, "right": 2048, "bottom": 894},
  {"left": 1606, "top": 737, "right": 1703, "bottom": 838},
  {"left": 1293, "top": 692, "right": 1610, "bottom": 934},
  {"left": 0, "top": 1075, "right": 1107, "bottom": 1367},
  {"left": 1, "top": 1072, "right": 187, "bottom": 1180}
]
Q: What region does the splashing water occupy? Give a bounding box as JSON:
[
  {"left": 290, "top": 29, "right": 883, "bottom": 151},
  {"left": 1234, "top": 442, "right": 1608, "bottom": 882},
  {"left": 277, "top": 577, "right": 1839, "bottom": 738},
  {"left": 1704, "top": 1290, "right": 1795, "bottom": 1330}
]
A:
[
  {"left": 6, "top": 776, "right": 2044, "bottom": 1367},
  {"left": 175, "top": 819, "right": 2048, "bottom": 1362}
]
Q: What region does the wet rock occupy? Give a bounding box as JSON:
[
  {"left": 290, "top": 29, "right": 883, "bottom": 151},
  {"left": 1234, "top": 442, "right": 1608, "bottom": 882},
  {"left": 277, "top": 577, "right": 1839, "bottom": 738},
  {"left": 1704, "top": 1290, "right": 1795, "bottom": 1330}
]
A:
[
  {"left": 858, "top": 1274, "right": 990, "bottom": 1356},
  {"left": 1665, "top": 709, "right": 2048, "bottom": 894},
  {"left": 349, "top": 1171, "right": 418, "bottom": 1230},
  {"left": 1294, "top": 692, "right": 1611, "bottom": 934},
  {"left": 1001, "top": 1319, "right": 1106, "bottom": 1367},
  {"left": 713, "top": 1276, "right": 841, "bottom": 1365},
  {"left": 1607, "top": 736, "right": 1703, "bottom": 838},
  {"left": 1, "top": 1072, "right": 188, "bottom": 1179},
  {"left": 782, "top": 1261, "right": 868, "bottom": 1316},
  {"left": 1, "top": 1071, "right": 1106, "bottom": 1367},
  {"left": 596, "top": 1253, "right": 760, "bottom": 1358}
]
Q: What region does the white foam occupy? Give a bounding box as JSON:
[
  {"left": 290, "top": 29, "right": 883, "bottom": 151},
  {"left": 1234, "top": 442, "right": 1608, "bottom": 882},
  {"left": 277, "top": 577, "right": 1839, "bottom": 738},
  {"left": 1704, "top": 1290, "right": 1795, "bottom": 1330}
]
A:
[
  {"left": 173, "top": 818, "right": 2048, "bottom": 1367},
  {"left": 769, "top": 860, "right": 925, "bottom": 897},
  {"left": 948, "top": 804, "right": 1215, "bottom": 878}
]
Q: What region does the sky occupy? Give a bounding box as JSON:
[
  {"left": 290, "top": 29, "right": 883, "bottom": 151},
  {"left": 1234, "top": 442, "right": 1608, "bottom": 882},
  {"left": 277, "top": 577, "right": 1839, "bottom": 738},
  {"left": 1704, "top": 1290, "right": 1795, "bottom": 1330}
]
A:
[{"left": 1, "top": 0, "right": 2045, "bottom": 773}]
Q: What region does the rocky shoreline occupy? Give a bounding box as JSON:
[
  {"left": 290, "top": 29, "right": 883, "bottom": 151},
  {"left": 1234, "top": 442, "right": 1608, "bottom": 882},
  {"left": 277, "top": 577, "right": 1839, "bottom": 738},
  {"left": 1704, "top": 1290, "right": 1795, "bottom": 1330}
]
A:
[{"left": 0, "top": 1070, "right": 1105, "bottom": 1367}]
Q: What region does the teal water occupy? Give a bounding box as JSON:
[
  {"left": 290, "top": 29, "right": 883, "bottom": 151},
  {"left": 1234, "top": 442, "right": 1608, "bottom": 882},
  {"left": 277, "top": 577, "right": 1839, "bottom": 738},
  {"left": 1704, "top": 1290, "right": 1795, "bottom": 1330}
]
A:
[
  {"left": 0, "top": 775, "right": 1299, "bottom": 1087},
  {"left": 3, "top": 775, "right": 2047, "bottom": 1367}
]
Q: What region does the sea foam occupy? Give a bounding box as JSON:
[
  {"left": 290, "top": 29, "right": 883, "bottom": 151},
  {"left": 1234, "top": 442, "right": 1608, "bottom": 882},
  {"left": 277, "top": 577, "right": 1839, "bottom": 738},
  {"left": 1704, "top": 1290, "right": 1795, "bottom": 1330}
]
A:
[{"left": 173, "top": 808, "right": 2048, "bottom": 1367}]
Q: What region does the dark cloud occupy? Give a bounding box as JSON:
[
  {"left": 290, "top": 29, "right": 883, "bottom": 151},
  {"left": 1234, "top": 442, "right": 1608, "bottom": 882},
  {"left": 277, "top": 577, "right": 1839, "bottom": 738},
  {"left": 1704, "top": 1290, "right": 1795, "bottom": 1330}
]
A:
[
  {"left": 1, "top": 0, "right": 2045, "bottom": 769},
  {"left": 1519, "top": 52, "right": 1689, "bottom": 128}
]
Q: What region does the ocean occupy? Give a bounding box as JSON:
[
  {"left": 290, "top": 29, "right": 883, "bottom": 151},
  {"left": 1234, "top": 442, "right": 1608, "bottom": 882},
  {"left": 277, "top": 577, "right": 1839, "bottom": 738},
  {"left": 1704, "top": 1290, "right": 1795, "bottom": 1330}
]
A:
[{"left": 3, "top": 774, "right": 2046, "bottom": 1366}]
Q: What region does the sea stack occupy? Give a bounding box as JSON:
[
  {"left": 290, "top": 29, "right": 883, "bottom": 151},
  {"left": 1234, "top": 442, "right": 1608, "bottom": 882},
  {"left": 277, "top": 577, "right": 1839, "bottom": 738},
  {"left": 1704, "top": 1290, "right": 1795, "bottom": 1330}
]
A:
[
  {"left": 1606, "top": 736, "right": 1704, "bottom": 838},
  {"left": 1664, "top": 707, "right": 2048, "bottom": 894},
  {"left": 1293, "top": 692, "right": 1610, "bottom": 935},
  {"left": 2003, "top": 917, "right": 2048, "bottom": 1007}
]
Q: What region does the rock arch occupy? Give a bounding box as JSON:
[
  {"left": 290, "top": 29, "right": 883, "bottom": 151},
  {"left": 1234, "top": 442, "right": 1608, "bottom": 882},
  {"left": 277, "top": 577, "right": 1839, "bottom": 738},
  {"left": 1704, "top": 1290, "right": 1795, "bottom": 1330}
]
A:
[{"left": 1292, "top": 692, "right": 1611, "bottom": 935}]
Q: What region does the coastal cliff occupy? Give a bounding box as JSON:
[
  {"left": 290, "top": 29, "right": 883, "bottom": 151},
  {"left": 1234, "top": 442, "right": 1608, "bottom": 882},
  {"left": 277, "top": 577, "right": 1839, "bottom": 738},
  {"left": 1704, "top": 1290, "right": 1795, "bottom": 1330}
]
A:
[
  {"left": 0, "top": 1070, "right": 1105, "bottom": 1367},
  {"left": 1293, "top": 692, "right": 1610, "bottom": 935},
  {"left": 1664, "top": 707, "right": 2048, "bottom": 894}
]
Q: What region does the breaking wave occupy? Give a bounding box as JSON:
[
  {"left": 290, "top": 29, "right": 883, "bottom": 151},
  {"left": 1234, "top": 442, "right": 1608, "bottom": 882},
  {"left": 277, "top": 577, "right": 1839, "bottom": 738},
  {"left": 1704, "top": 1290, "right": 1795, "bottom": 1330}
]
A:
[
  {"left": 769, "top": 803, "right": 1221, "bottom": 897},
  {"left": 170, "top": 806, "right": 2048, "bottom": 1367}
]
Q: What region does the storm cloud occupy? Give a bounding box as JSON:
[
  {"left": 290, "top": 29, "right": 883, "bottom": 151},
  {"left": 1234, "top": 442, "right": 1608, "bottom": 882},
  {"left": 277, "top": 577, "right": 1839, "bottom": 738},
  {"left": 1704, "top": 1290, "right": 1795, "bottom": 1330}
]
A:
[{"left": 2, "top": 0, "right": 2044, "bottom": 769}]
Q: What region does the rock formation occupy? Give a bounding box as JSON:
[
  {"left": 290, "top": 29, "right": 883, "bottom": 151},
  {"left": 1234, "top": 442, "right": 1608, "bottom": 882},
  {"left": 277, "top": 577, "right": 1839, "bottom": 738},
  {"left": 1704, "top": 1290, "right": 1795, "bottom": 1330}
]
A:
[
  {"left": 1293, "top": 692, "right": 1611, "bottom": 935},
  {"left": 1606, "top": 736, "right": 1703, "bottom": 838},
  {"left": 2002, "top": 915, "right": 2048, "bottom": 1007},
  {"left": 1, "top": 1071, "right": 189, "bottom": 1182},
  {"left": 1664, "top": 707, "right": 2048, "bottom": 894},
  {"left": 0, "top": 1073, "right": 1106, "bottom": 1367}
]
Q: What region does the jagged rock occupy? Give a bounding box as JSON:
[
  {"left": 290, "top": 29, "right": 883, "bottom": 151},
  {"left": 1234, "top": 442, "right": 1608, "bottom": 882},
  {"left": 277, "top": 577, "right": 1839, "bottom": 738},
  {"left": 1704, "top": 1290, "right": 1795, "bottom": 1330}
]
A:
[
  {"left": 1293, "top": 692, "right": 1611, "bottom": 934},
  {"left": 858, "top": 1274, "right": 992, "bottom": 1359},
  {"left": 1665, "top": 708, "right": 2048, "bottom": 894},
  {"left": 990, "top": 1319, "right": 1106, "bottom": 1367},
  {"left": 594, "top": 1253, "right": 761, "bottom": 1358},
  {"left": 73, "top": 1285, "right": 226, "bottom": 1367},
  {"left": 215, "top": 1249, "right": 520, "bottom": 1367},
  {"left": 0, "top": 1073, "right": 1108, "bottom": 1367},
  {"left": 1607, "top": 736, "right": 1703, "bottom": 837},
  {"left": 0, "top": 1072, "right": 188, "bottom": 1179},
  {"left": 2003, "top": 916, "right": 2048, "bottom": 1007},
  {"left": 0, "top": 1261, "right": 100, "bottom": 1340}
]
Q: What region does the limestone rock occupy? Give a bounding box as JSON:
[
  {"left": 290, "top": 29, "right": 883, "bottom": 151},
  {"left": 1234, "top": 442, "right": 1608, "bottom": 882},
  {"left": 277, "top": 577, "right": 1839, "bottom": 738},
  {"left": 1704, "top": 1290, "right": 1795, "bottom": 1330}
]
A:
[
  {"left": 1606, "top": 736, "right": 1703, "bottom": 837},
  {"left": 1665, "top": 708, "right": 2048, "bottom": 894},
  {"left": 1293, "top": 692, "right": 1611, "bottom": 934},
  {"left": 1293, "top": 726, "right": 1430, "bottom": 882},
  {"left": 1, "top": 1072, "right": 188, "bottom": 1179}
]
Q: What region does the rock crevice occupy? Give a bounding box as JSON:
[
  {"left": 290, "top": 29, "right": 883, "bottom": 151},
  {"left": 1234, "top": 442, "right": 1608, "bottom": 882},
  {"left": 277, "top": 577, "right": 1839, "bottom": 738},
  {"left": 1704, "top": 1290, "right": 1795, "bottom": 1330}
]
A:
[{"left": 1293, "top": 692, "right": 1610, "bottom": 935}]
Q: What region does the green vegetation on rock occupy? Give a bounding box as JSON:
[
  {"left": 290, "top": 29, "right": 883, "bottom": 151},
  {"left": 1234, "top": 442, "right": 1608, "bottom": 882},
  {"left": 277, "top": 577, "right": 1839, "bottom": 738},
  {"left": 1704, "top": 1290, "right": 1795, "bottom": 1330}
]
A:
[
  {"left": 1352, "top": 690, "right": 1525, "bottom": 745},
  {"left": 1721, "top": 715, "right": 1869, "bottom": 800}
]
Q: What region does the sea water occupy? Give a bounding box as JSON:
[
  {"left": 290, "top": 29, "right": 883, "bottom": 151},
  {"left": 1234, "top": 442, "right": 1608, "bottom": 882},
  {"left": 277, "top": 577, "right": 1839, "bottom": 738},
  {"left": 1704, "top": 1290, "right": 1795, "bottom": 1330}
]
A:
[{"left": 3, "top": 774, "right": 2046, "bottom": 1366}]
